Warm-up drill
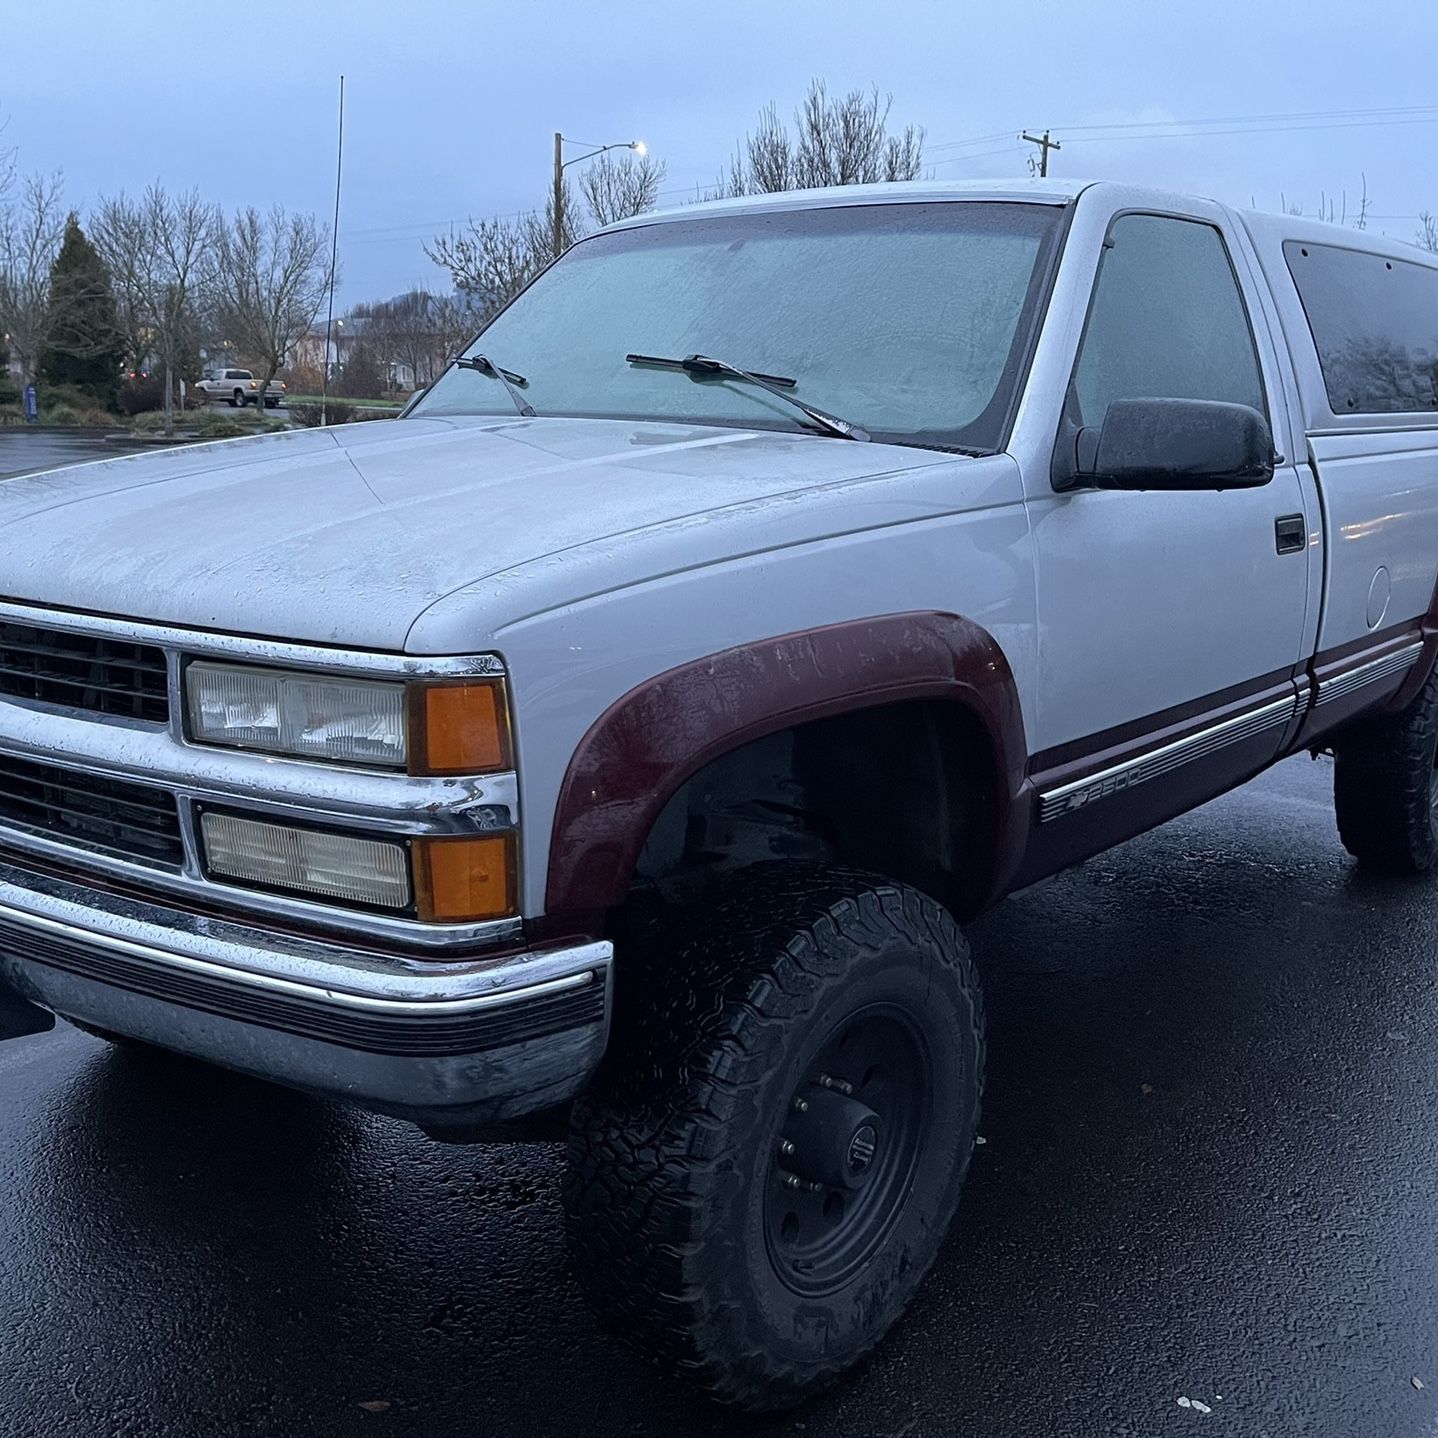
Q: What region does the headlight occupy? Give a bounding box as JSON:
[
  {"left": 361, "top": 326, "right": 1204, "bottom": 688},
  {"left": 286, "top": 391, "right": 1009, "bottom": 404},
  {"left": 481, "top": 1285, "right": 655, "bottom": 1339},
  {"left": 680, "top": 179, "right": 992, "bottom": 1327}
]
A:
[
  {"left": 198, "top": 810, "right": 517, "bottom": 920},
  {"left": 186, "top": 661, "right": 408, "bottom": 767},
  {"left": 201, "top": 810, "right": 412, "bottom": 909},
  {"left": 184, "top": 662, "right": 513, "bottom": 774}
]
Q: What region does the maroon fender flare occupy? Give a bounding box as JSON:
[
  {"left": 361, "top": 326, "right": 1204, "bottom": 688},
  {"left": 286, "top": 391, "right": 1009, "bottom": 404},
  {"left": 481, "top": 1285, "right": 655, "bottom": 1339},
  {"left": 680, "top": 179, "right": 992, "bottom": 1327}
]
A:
[{"left": 543, "top": 612, "right": 1031, "bottom": 919}]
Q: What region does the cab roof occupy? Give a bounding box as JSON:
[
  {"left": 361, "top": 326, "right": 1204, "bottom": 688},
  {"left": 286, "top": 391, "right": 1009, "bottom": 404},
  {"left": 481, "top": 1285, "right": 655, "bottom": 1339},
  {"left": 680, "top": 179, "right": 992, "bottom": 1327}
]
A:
[
  {"left": 604, "top": 179, "right": 1438, "bottom": 265},
  {"left": 600, "top": 177, "right": 1085, "bottom": 232}
]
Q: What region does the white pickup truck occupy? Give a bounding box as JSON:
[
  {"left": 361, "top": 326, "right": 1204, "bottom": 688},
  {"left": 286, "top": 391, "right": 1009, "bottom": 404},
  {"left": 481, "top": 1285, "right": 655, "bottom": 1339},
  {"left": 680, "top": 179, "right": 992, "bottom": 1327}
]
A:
[
  {"left": 0, "top": 179, "right": 1436, "bottom": 1409},
  {"left": 194, "top": 366, "right": 285, "bottom": 407}
]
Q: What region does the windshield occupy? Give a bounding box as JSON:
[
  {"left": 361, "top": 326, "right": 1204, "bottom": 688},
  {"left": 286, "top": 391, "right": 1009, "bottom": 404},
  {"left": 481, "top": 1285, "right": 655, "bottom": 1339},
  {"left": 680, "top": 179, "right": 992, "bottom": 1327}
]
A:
[{"left": 413, "top": 200, "right": 1064, "bottom": 452}]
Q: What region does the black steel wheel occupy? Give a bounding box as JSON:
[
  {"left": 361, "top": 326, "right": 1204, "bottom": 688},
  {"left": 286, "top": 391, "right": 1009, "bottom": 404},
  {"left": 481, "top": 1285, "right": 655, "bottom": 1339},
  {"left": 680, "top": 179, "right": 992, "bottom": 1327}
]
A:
[
  {"left": 564, "top": 863, "right": 984, "bottom": 1410},
  {"left": 765, "top": 1004, "right": 932, "bottom": 1296}
]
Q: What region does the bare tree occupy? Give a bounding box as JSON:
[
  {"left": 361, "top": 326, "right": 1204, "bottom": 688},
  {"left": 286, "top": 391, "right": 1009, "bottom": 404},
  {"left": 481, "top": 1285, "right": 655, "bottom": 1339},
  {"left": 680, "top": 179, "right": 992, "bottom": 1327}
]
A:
[
  {"left": 430, "top": 291, "right": 480, "bottom": 375},
  {"left": 88, "top": 194, "right": 152, "bottom": 374},
  {"left": 426, "top": 182, "right": 579, "bottom": 312},
  {"left": 579, "top": 150, "right": 666, "bottom": 227},
  {"left": 426, "top": 212, "right": 547, "bottom": 309},
  {"left": 0, "top": 172, "right": 65, "bottom": 386},
  {"left": 210, "top": 205, "right": 331, "bottom": 411},
  {"left": 1419, "top": 212, "right": 1438, "bottom": 255},
  {"left": 0, "top": 118, "right": 13, "bottom": 208},
  {"left": 90, "top": 186, "right": 215, "bottom": 432},
  {"left": 427, "top": 152, "right": 665, "bottom": 317},
  {"left": 716, "top": 82, "right": 924, "bottom": 197},
  {"left": 349, "top": 288, "right": 482, "bottom": 390}
]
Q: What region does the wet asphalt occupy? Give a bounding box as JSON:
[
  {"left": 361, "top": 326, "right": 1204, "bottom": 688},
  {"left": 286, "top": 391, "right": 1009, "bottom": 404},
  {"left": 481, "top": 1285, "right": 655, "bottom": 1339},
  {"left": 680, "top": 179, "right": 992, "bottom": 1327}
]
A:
[
  {"left": 4, "top": 754, "right": 1438, "bottom": 1437},
  {"left": 0, "top": 432, "right": 146, "bottom": 479}
]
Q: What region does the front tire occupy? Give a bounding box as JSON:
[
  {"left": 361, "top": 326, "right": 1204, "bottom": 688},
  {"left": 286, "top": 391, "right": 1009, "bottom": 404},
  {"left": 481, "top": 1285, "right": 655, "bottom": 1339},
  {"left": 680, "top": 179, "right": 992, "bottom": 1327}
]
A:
[
  {"left": 1333, "top": 663, "right": 1438, "bottom": 873},
  {"left": 564, "top": 864, "right": 984, "bottom": 1410},
  {"left": 230, "top": 389, "right": 244, "bottom": 408}
]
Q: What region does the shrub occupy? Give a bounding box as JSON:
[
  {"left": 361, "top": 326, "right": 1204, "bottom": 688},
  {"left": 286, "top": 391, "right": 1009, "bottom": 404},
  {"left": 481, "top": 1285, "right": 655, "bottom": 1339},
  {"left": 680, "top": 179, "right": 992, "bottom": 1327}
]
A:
[
  {"left": 128, "top": 411, "right": 171, "bottom": 432},
  {"left": 40, "top": 404, "right": 79, "bottom": 426},
  {"left": 194, "top": 409, "right": 257, "bottom": 437},
  {"left": 288, "top": 400, "right": 354, "bottom": 427},
  {"left": 194, "top": 417, "right": 248, "bottom": 439},
  {"left": 117, "top": 375, "right": 166, "bottom": 416},
  {"left": 285, "top": 361, "right": 325, "bottom": 396},
  {"left": 0, "top": 405, "right": 25, "bottom": 427}
]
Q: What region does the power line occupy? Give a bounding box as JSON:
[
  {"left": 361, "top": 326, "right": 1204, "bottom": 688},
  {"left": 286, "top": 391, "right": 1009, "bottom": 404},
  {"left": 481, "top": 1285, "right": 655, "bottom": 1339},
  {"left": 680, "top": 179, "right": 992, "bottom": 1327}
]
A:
[
  {"left": 1063, "top": 114, "right": 1438, "bottom": 143},
  {"left": 929, "top": 102, "right": 1438, "bottom": 154}
]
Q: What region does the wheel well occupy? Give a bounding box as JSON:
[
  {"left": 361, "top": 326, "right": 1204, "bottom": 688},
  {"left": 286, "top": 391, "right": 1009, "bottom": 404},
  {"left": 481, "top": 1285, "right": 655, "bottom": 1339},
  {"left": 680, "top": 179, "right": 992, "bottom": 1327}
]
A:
[{"left": 624, "top": 699, "right": 997, "bottom": 919}]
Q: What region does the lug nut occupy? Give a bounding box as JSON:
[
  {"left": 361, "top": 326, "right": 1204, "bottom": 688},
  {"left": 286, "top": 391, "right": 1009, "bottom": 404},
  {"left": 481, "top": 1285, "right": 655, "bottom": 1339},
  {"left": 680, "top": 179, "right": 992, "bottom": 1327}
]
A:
[
  {"left": 815, "top": 1073, "right": 854, "bottom": 1095},
  {"left": 778, "top": 1139, "right": 796, "bottom": 1157},
  {"left": 791, "top": 1097, "right": 809, "bottom": 1114}
]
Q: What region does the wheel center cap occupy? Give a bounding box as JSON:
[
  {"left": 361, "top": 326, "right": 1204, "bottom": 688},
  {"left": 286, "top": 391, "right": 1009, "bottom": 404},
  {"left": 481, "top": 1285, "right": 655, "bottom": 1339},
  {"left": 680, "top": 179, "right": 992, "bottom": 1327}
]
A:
[{"left": 847, "top": 1123, "right": 878, "bottom": 1175}]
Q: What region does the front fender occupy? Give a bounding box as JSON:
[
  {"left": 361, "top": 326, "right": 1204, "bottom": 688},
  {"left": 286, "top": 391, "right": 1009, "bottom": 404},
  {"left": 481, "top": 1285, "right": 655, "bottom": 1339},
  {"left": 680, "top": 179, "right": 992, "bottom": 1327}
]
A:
[{"left": 544, "top": 611, "right": 1030, "bottom": 918}]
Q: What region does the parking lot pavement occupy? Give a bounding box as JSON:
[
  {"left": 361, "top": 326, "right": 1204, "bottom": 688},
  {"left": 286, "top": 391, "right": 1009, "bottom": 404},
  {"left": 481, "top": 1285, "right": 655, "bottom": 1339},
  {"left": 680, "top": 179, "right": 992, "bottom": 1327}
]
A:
[
  {"left": 4, "top": 754, "right": 1438, "bottom": 1436},
  {"left": 0, "top": 431, "right": 146, "bottom": 479}
]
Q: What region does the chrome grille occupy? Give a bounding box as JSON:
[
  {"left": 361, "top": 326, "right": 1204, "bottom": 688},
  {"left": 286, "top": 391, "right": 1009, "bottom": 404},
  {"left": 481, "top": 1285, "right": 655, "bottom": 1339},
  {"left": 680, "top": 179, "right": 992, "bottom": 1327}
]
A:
[
  {"left": 0, "top": 753, "right": 182, "bottom": 868},
  {"left": 0, "top": 620, "right": 169, "bottom": 722}
]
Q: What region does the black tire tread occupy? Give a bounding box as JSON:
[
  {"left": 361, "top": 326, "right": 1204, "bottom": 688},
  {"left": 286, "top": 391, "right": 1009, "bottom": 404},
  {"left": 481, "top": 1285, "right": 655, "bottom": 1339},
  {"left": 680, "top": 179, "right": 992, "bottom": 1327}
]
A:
[
  {"left": 563, "top": 862, "right": 984, "bottom": 1409},
  {"left": 1333, "top": 666, "right": 1438, "bottom": 873}
]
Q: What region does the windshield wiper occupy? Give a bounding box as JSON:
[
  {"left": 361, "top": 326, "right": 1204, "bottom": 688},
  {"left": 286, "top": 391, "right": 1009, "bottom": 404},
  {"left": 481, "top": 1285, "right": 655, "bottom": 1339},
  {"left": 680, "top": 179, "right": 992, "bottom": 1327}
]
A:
[
  {"left": 454, "top": 354, "right": 535, "bottom": 417},
  {"left": 625, "top": 352, "right": 869, "bottom": 441}
]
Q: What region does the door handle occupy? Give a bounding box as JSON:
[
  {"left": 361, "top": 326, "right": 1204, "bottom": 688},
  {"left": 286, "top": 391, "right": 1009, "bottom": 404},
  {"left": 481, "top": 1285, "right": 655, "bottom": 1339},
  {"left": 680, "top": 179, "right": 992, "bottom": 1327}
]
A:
[{"left": 1274, "top": 514, "right": 1305, "bottom": 555}]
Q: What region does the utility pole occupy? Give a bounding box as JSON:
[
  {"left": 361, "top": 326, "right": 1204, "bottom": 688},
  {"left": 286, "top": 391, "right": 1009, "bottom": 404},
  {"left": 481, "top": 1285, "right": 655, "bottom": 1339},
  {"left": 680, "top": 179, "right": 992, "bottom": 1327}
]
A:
[
  {"left": 1021, "top": 129, "right": 1061, "bottom": 178},
  {"left": 320, "top": 75, "right": 345, "bottom": 427},
  {"left": 552, "top": 132, "right": 565, "bottom": 260}
]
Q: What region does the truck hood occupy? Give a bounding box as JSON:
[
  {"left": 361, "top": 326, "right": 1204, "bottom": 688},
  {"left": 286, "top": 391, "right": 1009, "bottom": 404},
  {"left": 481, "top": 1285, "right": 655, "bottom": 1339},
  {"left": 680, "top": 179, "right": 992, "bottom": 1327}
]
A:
[{"left": 0, "top": 416, "right": 952, "bottom": 651}]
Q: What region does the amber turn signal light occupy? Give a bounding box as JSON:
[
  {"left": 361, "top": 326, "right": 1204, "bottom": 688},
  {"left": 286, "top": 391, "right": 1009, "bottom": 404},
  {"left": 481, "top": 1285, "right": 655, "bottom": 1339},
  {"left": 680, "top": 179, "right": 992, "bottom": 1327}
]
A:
[
  {"left": 409, "top": 679, "right": 512, "bottom": 775},
  {"left": 413, "top": 834, "right": 517, "bottom": 923}
]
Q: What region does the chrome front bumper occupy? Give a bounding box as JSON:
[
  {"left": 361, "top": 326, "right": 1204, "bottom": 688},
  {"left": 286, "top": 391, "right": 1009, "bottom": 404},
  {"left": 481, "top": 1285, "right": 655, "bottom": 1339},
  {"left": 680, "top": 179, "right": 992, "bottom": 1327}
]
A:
[{"left": 0, "top": 858, "right": 612, "bottom": 1129}]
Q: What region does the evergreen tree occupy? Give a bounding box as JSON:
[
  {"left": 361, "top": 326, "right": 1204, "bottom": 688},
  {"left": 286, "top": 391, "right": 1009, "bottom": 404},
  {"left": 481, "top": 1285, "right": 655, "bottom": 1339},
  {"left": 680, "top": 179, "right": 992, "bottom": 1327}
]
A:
[{"left": 38, "top": 214, "right": 123, "bottom": 407}]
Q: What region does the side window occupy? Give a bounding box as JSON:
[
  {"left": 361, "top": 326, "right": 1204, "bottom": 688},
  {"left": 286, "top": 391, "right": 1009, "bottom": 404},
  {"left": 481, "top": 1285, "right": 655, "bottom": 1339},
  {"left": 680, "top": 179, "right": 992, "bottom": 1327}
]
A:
[
  {"left": 1072, "top": 214, "right": 1266, "bottom": 428},
  {"left": 1284, "top": 240, "right": 1438, "bottom": 415}
]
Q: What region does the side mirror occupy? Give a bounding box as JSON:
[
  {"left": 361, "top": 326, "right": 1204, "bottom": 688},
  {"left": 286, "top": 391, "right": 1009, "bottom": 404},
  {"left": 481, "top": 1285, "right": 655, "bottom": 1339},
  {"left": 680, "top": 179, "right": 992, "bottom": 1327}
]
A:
[
  {"left": 1055, "top": 397, "right": 1276, "bottom": 492},
  {"left": 399, "top": 387, "right": 428, "bottom": 418}
]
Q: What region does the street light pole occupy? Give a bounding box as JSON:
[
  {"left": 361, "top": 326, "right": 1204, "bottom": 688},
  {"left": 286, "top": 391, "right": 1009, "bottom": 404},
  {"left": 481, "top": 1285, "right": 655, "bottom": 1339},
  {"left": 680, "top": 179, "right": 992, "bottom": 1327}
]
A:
[{"left": 551, "top": 134, "right": 648, "bottom": 260}]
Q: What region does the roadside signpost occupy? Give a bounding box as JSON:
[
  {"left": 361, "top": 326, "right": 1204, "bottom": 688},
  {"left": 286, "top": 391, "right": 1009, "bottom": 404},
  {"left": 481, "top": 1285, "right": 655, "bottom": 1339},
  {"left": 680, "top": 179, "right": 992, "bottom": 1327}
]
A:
[{"left": 23, "top": 385, "right": 37, "bottom": 424}]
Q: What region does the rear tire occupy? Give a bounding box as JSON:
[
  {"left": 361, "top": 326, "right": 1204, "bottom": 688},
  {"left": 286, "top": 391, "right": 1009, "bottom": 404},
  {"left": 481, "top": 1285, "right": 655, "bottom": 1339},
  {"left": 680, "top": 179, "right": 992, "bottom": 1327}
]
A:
[
  {"left": 564, "top": 863, "right": 984, "bottom": 1410},
  {"left": 1333, "top": 664, "right": 1438, "bottom": 873}
]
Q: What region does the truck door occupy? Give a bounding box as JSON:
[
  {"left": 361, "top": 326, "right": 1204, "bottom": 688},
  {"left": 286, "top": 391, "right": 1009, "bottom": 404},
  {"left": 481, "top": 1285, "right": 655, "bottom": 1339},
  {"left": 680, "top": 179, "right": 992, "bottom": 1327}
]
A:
[
  {"left": 1263, "top": 235, "right": 1438, "bottom": 738},
  {"left": 1018, "top": 202, "right": 1313, "bottom": 863}
]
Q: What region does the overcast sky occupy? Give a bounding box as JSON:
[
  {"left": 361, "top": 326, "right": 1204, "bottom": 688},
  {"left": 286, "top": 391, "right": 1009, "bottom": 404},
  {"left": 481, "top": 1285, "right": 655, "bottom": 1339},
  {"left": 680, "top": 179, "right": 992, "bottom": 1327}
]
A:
[{"left": 6, "top": 0, "right": 1437, "bottom": 305}]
